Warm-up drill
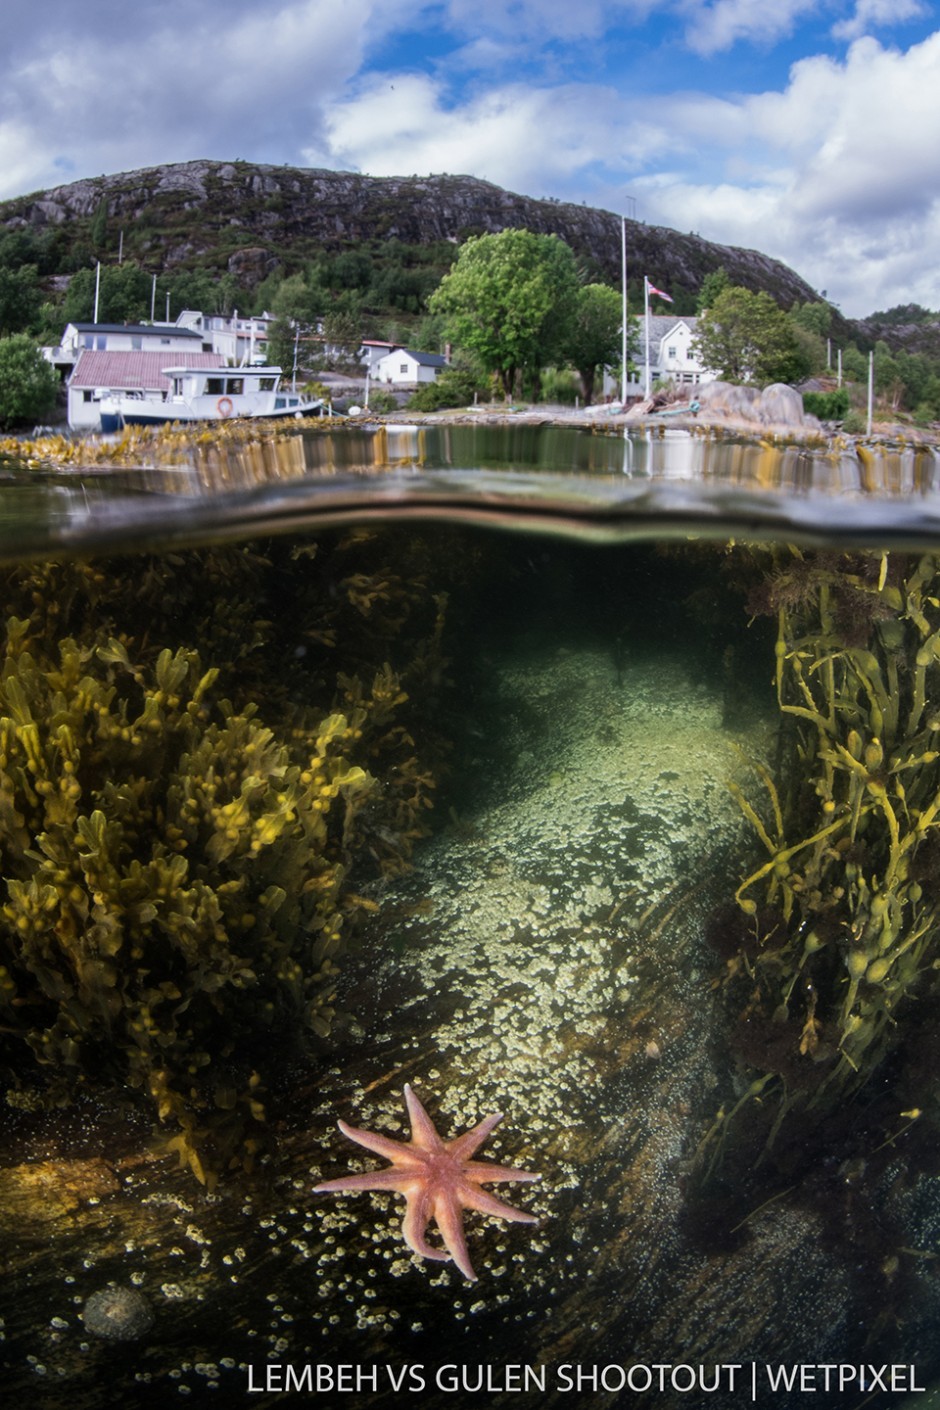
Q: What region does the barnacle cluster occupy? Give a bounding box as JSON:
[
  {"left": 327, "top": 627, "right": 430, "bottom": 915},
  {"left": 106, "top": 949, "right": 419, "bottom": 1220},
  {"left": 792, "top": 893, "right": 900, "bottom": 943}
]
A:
[
  {"left": 713, "top": 549, "right": 940, "bottom": 1141},
  {"left": 0, "top": 531, "right": 451, "bottom": 1186}
]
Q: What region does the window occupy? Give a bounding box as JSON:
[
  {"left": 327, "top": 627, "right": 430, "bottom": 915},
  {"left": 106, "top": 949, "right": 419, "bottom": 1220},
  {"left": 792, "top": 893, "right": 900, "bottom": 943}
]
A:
[
  {"left": 131, "top": 336, "right": 142, "bottom": 350},
  {"left": 667, "top": 345, "right": 677, "bottom": 359},
  {"left": 206, "top": 378, "right": 226, "bottom": 395},
  {"left": 400, "top": 363, "right": 409, "bottom": 374},
  {"left": 226, "top": 378, "right": 244, "bottom": 395}
]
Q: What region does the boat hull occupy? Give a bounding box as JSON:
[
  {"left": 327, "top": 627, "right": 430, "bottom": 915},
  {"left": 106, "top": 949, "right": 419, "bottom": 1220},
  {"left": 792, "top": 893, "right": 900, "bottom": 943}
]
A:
[{"left": 102, "top": 401, "right": 325, "bottom": 431}]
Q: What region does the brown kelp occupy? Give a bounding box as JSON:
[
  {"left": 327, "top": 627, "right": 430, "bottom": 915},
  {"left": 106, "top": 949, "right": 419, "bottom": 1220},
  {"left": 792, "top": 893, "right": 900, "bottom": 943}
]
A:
[
  {"left": 709, "top": 549, "right": 940, "bottom": 1152},
  {"left": 0, "top": 534, "right": 451, "bottom": 1186}
]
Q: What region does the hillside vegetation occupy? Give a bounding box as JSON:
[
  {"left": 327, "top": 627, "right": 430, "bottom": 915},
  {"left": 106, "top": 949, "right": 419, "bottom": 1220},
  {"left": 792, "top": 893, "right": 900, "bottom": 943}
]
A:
[
  {"left": 3, "top": 160, "right": 940, "bottom": 424},
  {"left": 0, "top": 159, "right": 824, "bottom": 329}
]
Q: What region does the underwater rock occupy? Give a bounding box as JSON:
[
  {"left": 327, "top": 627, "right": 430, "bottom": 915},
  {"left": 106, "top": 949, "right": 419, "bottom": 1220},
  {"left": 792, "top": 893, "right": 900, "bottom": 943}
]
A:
[
  {"left": 82, "top": 1286, "right": 153, "bottom": 1341},
  {"left": 0, "top": 1158, "right": 119, "bottom": 1223}
]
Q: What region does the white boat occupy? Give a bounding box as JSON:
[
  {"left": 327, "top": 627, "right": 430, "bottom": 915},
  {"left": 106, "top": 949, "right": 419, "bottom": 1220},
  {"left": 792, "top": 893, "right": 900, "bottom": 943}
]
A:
[{"left": 99, "top": 365, "right": 325, "bottom": 430}]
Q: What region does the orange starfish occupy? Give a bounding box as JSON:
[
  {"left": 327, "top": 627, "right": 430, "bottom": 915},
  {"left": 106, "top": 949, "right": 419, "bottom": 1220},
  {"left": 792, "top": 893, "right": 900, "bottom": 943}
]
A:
[{"left": 314, "top": 1083, "right": 541, "bottom": 1280}]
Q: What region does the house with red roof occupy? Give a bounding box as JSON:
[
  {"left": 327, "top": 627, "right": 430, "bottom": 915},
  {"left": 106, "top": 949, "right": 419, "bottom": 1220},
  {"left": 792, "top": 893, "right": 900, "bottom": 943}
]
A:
[{"left": 67, "top": 348, "right": 226, "bottom": 430}]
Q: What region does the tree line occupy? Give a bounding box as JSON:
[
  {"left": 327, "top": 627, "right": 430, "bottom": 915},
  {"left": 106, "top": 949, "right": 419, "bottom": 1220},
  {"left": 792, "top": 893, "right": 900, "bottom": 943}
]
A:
[{"left": 3, "top": 219, "right": 940, "bottom": 428}]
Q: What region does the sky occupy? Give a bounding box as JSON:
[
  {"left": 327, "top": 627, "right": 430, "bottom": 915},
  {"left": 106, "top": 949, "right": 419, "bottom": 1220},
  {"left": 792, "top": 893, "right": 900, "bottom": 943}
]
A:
[{"left": 3, "top": 0, "right": 939, "bottom": 317}]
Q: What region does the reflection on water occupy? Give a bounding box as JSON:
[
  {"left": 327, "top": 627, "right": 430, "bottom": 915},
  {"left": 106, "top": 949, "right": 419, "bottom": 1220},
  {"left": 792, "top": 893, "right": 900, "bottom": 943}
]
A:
[
  {"left": 0, "top": 427, "right": 940, "bottom": 1407},
  {"left": 4, "top": 423, "right": 940, "bottom": 564}
]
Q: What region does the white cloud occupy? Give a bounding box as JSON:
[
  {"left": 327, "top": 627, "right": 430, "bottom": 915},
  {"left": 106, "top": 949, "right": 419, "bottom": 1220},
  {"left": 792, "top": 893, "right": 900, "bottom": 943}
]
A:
[
  {"left": 321, "top": 25, "right": 940, "bottom": 315},
  {"left": 321, "top": 74, "right": 642, "bottom": 192},
  {"left": 1, "top": 0, "right": 938, "bottom": 316},
  {"left": 832, "top": 0, "right": 928, "bottom": 42},
  {"left": 681, "top": 0, "right": 821, "bottom": 55},
  {"left": 0, "top": 0, "right": 383, "bottom": 199},
  {"left": 636, "top": 31, "right": 940, "bottom": 311}
]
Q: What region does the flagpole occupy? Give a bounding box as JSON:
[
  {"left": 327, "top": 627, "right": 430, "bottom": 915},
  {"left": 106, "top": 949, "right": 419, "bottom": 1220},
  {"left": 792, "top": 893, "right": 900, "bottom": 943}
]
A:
[
  {"left": 621, "top": 217, "right": 627, "bottom": 404},
  {"left": 644, "top": 276, "right": 650, "bottom": 397}
]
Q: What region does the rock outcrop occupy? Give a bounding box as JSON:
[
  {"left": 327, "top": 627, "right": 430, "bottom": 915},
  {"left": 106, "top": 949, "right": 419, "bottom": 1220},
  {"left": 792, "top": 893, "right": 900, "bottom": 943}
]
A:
[
  {"left": 1, "top": 160, "right": 824, "bottom": 311},
  {"left": 695, "top": 379, "right": 817, "bottom": 428}
]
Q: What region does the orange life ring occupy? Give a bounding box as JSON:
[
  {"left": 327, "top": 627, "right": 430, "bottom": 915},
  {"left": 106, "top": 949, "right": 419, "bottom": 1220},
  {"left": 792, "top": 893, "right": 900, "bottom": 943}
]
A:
[{"left": 217, "top": 396, "right": 234, "bottom": 418}]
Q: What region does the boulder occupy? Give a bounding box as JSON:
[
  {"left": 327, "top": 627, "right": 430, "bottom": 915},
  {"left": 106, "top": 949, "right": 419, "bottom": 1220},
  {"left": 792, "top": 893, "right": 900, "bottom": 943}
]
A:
[
  {"left": 758, "top": 381, "right": 808, "bottom": 426},
  {"left": 694, "top": 380, "right": 817, "bottom": 429},
  {"left": 695, "top": 381, "right": 763, "bottom": 422}
]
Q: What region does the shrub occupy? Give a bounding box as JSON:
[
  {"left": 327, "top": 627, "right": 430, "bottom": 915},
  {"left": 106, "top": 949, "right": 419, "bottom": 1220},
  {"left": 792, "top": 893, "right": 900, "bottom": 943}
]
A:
[
  {"left": 539, "top": 367, "right": 581, "bottom": 405},
  {"left": 408, "top": 368, "right": 485, "bottom": 411},
  {"left": 366, "top": 388, "right": 398, "bottom": 414},
  {"left": 802, "top": 388, "right": 851, "bottom": 419}
]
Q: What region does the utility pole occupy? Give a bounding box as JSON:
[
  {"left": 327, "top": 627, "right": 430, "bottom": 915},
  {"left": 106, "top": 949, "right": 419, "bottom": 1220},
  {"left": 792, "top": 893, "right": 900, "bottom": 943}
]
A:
[{"left": 620, "top": 216, "right": 627, "bottom": 403}]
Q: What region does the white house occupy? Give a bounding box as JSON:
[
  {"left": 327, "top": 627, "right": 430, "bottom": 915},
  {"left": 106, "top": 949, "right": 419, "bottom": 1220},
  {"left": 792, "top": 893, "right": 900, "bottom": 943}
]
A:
[
  {"left": 638, "top": 315, "right": 717, "bottom": 389},
  {"left": 603, "top": 315, "right": 716, "bottom": 400},
  {"left": 359, "top": 339, "right": 398, "bottom": 370},
  {"left": 51, "top": 321, "right": 209, "bottom": 369},
  {"left": 67, "top": 349, "right": 226, "bottom": 430},
  {"left": 371, "top": 347, "right": 448, "bottom": 386},
  {"left": 176, "top": 310, "right": 276, "bottom": 365}
]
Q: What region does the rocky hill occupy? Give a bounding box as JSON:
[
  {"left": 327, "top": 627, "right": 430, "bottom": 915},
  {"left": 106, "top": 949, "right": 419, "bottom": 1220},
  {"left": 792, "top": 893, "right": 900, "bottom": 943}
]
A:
[{"left": 1, "top": 159, "right": 825, "bottom": 314}]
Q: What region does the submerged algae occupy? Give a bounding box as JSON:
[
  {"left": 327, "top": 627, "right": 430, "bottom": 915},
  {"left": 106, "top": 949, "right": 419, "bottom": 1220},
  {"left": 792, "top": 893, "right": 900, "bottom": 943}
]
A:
[
  {"left": 0, "top": 532, "right": 453, "bottom": 1187},
  {"left": 711, "top": 549, "right": 940, "bottom": 1151}
]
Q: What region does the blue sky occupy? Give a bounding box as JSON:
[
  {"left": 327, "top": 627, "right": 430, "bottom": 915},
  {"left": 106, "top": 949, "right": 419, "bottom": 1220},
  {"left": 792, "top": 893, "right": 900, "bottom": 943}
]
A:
[{"left": 4, "top": 0, "right": 939, "bottom": 315}]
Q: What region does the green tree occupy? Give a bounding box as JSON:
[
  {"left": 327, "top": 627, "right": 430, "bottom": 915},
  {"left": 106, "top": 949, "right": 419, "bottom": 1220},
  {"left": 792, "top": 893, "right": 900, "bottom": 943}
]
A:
[
  {"left": 0, "top": 335, "right": 59, "bottom": 429},
  {"left": 0, "top": 265, "right": 41, "bottom": 334},
  {"left": 323, "top": 310, "right": 361, "bottom": 365},
  {"left": 89, "top": 196, "right": 109, "bottom": 251},
  {"left": 789, "top": 323, "right": 827, "bottom": 378},
  {"left": 692, "top": 285, "right": 806, "bottom": 385},
  {"left": 696, "top": 267, "right": 730, "bottom": 314},
  {"left": 789, "top": 300, "right": 831, "bottom": 337},
  {"left": 62, "top": 263, "right": 152, "bottom": 324},
  {"left": 874, "top": 339, "right": 904, "bottom": 410},
  {"left": 270, "top": 272, "right": 323, "bottom": 324},
  {"left": 265, "top": 316, "right": 301, "bottom": 376},
  {"left": 429, "top": 229, "right": 580, "bottom": 397},
  {"left": 165, "top": 269, "right": 221, "bottom": 317},
  {"left": 841, "top": 343, "right": 868, "bottom": 381},
  {"left": 564, "top": 283, "right": 629, "bottom": 404}
]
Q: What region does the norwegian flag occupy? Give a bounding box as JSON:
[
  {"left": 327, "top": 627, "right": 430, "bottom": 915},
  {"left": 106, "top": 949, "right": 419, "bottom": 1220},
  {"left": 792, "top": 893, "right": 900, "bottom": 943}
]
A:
[{"left": 647, "top": 281, "right": 674, "bottom": 303}]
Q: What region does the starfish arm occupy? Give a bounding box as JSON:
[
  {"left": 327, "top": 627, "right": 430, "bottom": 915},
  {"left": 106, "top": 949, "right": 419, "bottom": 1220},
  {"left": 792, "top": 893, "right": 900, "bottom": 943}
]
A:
[
  {"left": 446, "top": 1112, "right": 504, "bottom": 1161},
  {"left": 462, "top": 1160, "right": 541, "bottom": 1185},
  {"left": 458, "top": 1182, "right": 540, "bottom": 1224},
  {"left": 335, "top": 1117, "right": 424, "bottom": 1166},
  {"left": 431, "top": 1190, "right": 479, "bottom": 1282},
  {"left": 401, "top": 1185, "right": 450, "bottom": 1265},
  {"left": 313, "top": 1168, "right": 414, "bottom": 1195},
  {"left": 404, "top": 1084, "right": 447, "bottom": 1152}
]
